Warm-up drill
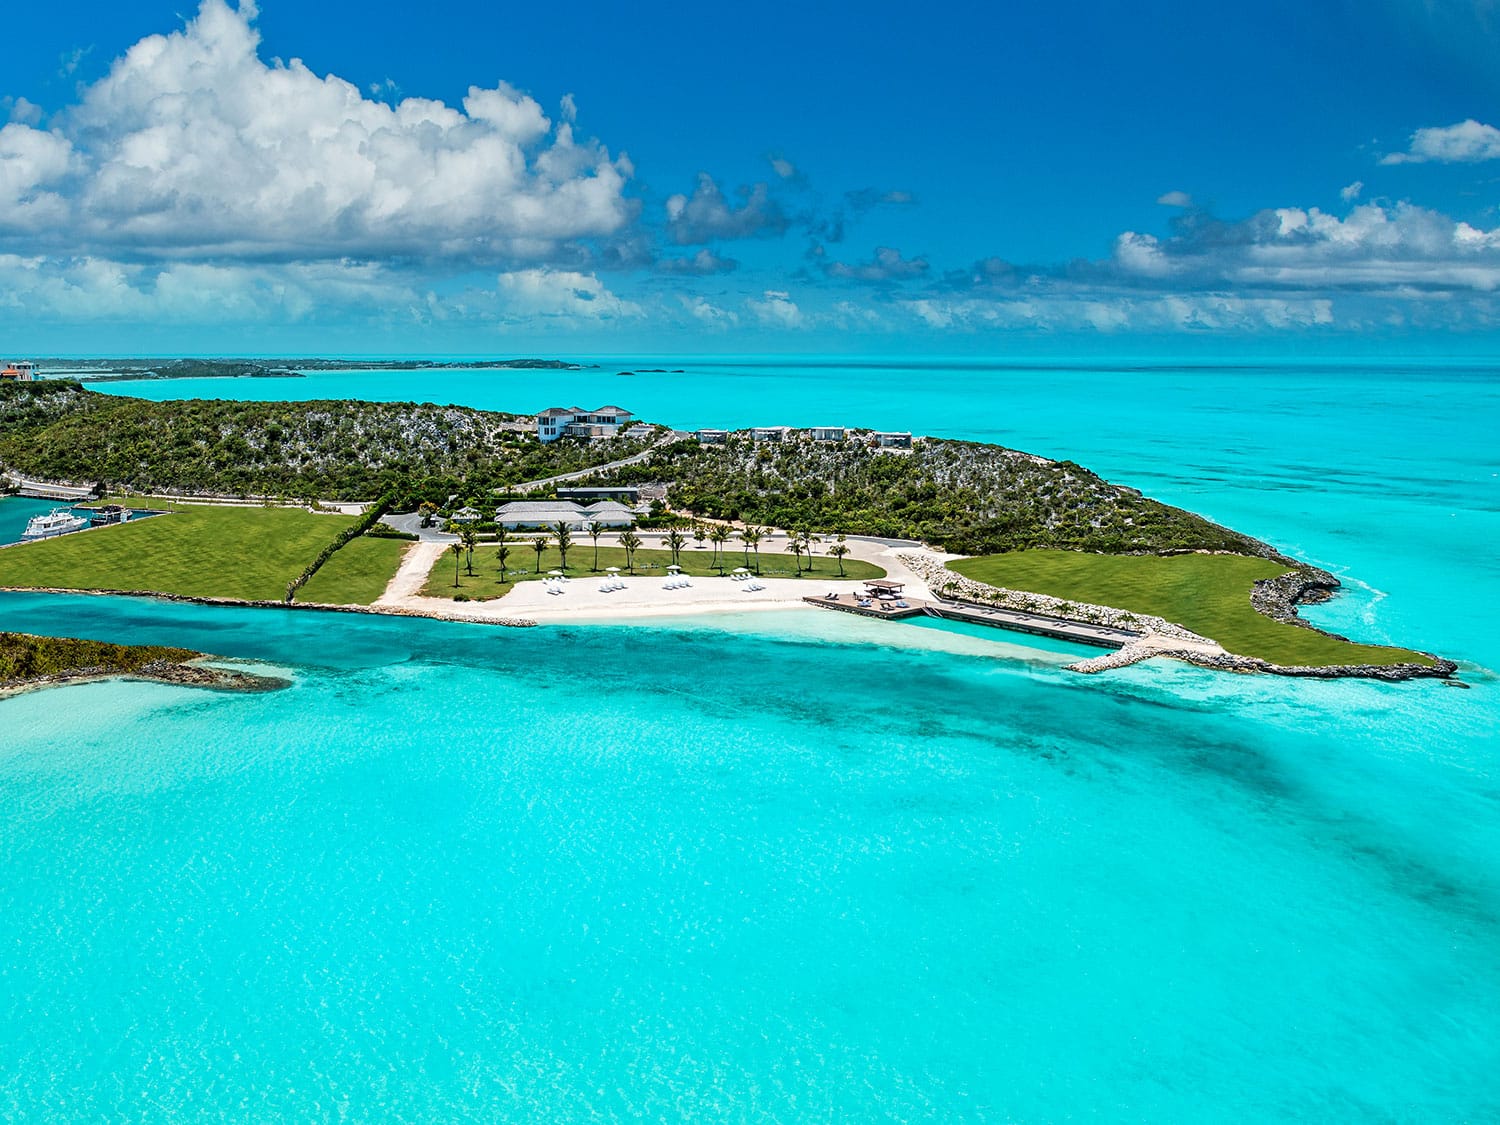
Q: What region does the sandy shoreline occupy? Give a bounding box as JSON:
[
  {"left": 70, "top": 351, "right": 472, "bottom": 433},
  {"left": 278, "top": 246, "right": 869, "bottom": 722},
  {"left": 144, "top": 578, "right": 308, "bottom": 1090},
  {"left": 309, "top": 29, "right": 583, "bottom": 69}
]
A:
[{"left": 372, "top": 539, "right": 946, "bottom": 624}]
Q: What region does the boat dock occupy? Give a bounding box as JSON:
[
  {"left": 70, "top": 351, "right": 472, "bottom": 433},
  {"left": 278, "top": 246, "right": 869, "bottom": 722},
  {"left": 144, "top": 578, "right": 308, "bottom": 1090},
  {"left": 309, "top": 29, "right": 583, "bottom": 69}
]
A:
[{"left": 805, "top": 581, "right": 1142, "bottom": 650}]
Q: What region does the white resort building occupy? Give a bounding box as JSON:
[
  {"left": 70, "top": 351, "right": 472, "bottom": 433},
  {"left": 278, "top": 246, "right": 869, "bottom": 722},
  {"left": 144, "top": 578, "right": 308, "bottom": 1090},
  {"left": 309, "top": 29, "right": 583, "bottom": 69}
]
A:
[
  {"left": 1, "top": 361, "right": 37, "bottom": 382},
  {"left": 809, "top": 426, "right": 846, "bottom": 442},
  {"left": 535, "top": 406, "right": 635, "bottom": 443},
  {"left": 695, "top": 429, "right": 728, "bottom": 445},
  {"left": 494, "top": 500, "right": 639, "bottom": 530},
  {"left": 752, "top": 426, "right": 792, "bottom": 443},
  {"left": 874, "top": 431, "right": 913, "bottom": 449}
]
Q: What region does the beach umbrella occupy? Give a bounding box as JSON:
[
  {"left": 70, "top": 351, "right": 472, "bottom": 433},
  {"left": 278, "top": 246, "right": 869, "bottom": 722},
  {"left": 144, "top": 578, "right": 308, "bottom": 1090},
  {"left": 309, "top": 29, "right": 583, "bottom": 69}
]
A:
[
  {"left": 605, "top": 566, "right": 621, "bottom": 573},
  {"left": 666, "top": 564, "right": 682, "bottom": 573},
  {"left": 732, "top": 566, "right": 749, "bottom": 574},
  {"left": 548, "top": 569, "right": 564, "bottom": 577}
]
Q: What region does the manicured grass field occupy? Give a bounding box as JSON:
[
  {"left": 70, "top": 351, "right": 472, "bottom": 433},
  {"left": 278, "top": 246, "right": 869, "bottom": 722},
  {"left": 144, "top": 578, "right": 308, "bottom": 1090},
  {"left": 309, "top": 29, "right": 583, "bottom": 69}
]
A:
[
  {"left": 295, "top": 535, "right": 409, "bottom": 605},
  {"left": 0, "top": 502, "right": 356, "bottom": 602},
  {"left": 425, "top": 543, "right": 886, "bottom": 598},
  {"left": 948, "top": 550, "right": 1432, "bottom": 667}
]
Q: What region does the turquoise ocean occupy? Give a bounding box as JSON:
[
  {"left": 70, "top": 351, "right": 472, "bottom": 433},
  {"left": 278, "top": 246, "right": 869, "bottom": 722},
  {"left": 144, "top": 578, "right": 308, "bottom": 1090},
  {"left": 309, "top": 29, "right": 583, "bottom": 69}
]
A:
[{"left": 2, "top": 356, "right": 1497, "bottom": 1120}]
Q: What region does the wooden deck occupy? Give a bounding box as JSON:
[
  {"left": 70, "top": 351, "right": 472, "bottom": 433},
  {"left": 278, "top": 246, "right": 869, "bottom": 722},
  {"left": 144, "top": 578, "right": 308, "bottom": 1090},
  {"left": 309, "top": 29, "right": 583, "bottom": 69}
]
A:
[{"left": 804, "top": 593, "right": 1141, "bottom": 650}]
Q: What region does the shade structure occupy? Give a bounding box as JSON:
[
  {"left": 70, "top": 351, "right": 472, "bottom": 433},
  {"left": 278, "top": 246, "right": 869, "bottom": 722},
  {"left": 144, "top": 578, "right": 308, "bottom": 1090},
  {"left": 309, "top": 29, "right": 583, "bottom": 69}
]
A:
[
  {"left": 666, "top": 564, "right": 682, "bottom": 573},
  {"left": 605, "top": 566, "right": 621, "bottom": 573},
  {"left": 548, "top": 569, "right": 564, "bottom": 576},
  {"left": 732, "top": 567, "right": 750, "bottom": 574}
]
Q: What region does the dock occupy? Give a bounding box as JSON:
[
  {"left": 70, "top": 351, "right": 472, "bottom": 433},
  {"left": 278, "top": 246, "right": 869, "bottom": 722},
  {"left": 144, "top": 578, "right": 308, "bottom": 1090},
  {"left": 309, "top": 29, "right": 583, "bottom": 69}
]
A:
[{"left": 805, "top": 582, "right": 1141, "bottom": 650}]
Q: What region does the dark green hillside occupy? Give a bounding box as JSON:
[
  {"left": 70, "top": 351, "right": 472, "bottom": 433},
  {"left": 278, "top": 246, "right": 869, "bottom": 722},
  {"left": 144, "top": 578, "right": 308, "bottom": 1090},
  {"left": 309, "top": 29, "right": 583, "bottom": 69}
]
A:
[
  {"left": 592, "top": 432, "right": 1277, "bottom": 557},
  {"left": 0, "top": 383, "right": 658, "bottom": 503}
]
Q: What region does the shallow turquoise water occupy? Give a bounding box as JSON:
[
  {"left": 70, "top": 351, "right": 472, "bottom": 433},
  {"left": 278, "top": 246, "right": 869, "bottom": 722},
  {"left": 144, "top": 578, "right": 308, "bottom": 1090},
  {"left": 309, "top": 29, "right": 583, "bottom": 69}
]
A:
[{"left": 3, "top": 356, "right": 1497, "bottom": 1120}]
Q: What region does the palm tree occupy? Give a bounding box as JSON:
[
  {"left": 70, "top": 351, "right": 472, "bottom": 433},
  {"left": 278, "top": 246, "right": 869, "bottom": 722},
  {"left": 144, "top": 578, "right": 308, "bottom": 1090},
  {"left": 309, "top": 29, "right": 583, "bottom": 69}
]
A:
[
  {"left": 665, "top": 528, "right": 686, "bottom": 567},
  {"left": 532, "top": 535, "right": 550, "bottom": 573},
  {"left": 803, "top": 530, "right": 822, "bottom": 571},
  {"left": 448, "top": 541, "right": 464, "bottom": 587},
  {"left": 708, "top": 525, "right": 729, "bottom": 573},
  {"left": 787, "top": 532, "right": 804, "bottom": 575},
  {"left": 741, "top": 526, "right": 763, "bottom": 575},
  {"left": 553, "top": 521, "right": 573, "bottom": 570},
  {"left": 459, "top": 525, "right": 478, "bottom": 575},
  {"left": 587, "top": 521, "right": 603, "bottom": 570},
  {"left": 495, "top": 544, "right": 512, "bottom": 582},
  {"left": 619, "top": 529, "right": 642, "bottom": 574},
  {"left": 828, "top": 535, "right": 850, "bottom": 577}
]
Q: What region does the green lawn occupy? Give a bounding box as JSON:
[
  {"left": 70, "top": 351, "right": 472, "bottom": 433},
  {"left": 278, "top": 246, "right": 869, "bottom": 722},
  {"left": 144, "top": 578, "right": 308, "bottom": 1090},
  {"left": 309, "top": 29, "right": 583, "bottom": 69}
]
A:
[
  {"left": 948, "top": 550, "right": 1431, "bottom": 667},
  {"left": 295, "top": 535, "right": 409, "bottom": 605},
  {"left": 425, "top": 543, "right": 886, "bottom": 598},
  {"left": 0, "top": 502, "right": 356, "bottom": 602}
]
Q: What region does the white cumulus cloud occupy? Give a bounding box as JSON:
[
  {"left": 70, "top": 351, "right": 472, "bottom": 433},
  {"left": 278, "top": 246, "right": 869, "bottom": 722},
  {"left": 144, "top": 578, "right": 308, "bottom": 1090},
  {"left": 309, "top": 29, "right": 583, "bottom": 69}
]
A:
[
  {"left": 0, "top": 0, "right": 633, "bottom": 264},
  {"left": 496, "top": 268, "right": 641, "bottom": 319},
  {"left": 1381, "top": 119, "right": 1500, "bottom": 164},
  {"left": 746, "top": 289, "right": 803, "bottom": 328}
]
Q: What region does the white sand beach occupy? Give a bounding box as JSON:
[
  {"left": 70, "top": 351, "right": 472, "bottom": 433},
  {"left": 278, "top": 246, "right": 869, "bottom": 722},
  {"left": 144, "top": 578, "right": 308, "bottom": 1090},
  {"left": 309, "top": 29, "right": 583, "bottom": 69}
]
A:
[{"left": 373, "top": 537, "right": 948, "bottom": 625}]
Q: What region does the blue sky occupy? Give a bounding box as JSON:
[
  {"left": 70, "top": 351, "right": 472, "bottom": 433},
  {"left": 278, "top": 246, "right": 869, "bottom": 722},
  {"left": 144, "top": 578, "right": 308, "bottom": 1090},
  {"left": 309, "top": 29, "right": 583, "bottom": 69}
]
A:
[{"left": 2, "top": 0, "right": 1499, "bottom": 355}]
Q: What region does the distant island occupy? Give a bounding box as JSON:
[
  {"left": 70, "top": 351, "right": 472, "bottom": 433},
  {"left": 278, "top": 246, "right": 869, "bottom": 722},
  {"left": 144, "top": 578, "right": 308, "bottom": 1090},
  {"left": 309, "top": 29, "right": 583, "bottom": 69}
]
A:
[{"left": 41, "top": 357, "right": 593, "bottom": 382}]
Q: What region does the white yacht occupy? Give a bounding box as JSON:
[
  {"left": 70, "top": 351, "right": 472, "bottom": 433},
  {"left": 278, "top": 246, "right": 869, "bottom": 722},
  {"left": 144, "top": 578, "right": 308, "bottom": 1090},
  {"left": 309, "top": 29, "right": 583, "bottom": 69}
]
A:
[{"left": 22, "top": 507, "right": 88, "bottom": 540}]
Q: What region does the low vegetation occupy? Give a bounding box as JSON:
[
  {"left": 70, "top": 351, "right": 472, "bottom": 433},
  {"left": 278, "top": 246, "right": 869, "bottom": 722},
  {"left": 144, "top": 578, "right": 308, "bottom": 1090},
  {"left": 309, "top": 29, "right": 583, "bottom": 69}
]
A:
[
  {"left": 1, "top": 632, "right": 197, "bottom": 684},
  {"left": 948, "top": 550, "right": 1432, "bottom": 667}
]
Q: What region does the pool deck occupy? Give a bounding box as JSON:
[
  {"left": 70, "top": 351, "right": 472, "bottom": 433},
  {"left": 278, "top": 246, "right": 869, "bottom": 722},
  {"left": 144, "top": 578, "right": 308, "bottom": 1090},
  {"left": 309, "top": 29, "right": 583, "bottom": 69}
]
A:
[{"left": 804, "top": 592, "right": 1141, "bottom": 649}]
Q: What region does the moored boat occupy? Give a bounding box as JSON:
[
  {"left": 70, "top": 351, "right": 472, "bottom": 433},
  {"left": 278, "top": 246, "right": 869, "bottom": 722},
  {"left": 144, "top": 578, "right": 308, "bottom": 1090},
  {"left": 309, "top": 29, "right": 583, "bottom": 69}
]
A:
[{"left": 22, "top": 507, "right": 89, "bottom": 540}]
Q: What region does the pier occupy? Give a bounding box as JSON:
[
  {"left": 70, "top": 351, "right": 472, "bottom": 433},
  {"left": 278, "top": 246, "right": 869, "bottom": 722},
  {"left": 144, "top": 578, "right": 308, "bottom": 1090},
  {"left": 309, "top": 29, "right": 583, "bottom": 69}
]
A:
[{"left": 805, "top": 581, "right": 1142, "bottom": 650}]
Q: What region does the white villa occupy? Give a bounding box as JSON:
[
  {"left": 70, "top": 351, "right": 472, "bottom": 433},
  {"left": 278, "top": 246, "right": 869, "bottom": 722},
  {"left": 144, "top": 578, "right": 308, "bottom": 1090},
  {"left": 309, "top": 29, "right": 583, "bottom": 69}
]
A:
[
  {"left": 535, "top": 405, "right": 635, "bottom": 443},
  {"left": 874, "top": 431, "right": 913, "bottom": 449},
  {"left": 0, "top": 361, "right": 36, "bottom": 382},
  {"left": 752, "top": 426, "right": 792, "bottom": 443},
  {"left": 696, "top": 429, "right": 728, "bottom": 445},
  {"left": 494, "top": 500, "right": 638, "bottom": 530},
  {"left": 809, "top": 426, "right": 846, "bottom": 442}
]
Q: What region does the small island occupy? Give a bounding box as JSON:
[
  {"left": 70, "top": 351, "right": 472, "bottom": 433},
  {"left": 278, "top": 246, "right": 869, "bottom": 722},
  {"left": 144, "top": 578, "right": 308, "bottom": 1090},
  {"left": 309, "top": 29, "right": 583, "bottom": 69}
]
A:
[
  {"left": 0, "top": 379, "right": 1458, "bottom": 682},
  {"left": 0, "top": 631, "right": 288, "bottom": 697},
  {"left": 34, "top": 357, "right": 592, "bottom": 382}
]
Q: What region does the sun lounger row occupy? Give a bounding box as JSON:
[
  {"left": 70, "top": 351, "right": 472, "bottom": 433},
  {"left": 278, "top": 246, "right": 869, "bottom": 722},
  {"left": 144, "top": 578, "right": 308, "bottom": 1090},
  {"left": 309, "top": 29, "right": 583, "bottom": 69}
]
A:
[
  {"left": 661, "top": 577, "right": 693, "bottom": 590},
  {"left": 544, "top": 578, "right": 567, "bottom": 595},
  {"left": 741, "top": 581, "right": 767, "bottom": 592},
  {"left": 598, "top": 579, "right": 629, "bottom": 592}
]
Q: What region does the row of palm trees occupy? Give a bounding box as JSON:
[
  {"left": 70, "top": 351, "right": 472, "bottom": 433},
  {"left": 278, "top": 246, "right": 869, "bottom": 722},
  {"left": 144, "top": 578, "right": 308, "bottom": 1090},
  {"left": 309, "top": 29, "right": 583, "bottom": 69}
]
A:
[{"left": 446, "top": 517, "right": 855, "bottom": 587}]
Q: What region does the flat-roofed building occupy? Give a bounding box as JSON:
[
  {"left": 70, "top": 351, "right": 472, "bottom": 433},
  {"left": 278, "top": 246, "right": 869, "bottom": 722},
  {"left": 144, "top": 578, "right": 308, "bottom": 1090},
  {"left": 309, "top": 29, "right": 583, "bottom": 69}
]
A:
[
  {"left": 809, "top": 426, "right": 845, "bottom": 442},
  {"left": 874, "top": 431, "right": 913, "bottom": 449},
  {"left": 696, "top": 429, "right": 729, "bottom": 445},
  {"left": 752, "top": 426, "right": 791, "bottom": 443},
  {"left": 494, "top": 500, "right": 638, "bottom": 530}
]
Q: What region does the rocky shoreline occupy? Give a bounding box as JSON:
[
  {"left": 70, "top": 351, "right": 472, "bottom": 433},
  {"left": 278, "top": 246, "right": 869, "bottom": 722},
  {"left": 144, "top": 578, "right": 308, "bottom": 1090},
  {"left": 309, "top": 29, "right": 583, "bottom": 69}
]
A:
[{"left": 1, "top": 656, "right": 290, "bottom": 699}]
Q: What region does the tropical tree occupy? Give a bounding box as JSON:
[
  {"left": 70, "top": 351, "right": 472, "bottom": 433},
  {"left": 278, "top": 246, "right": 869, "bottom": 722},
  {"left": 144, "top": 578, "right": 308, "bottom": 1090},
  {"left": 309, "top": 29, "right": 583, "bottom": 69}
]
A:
[
  {"left": 692, "top": 521, "right": 707, "bottom": 550},
  {"left": 495, "top": 544, "right": 512, "bottom": 582},
  {"left": 787, "top": 532, "right": 804, "bottom": 575},
  {"left": 532, "top": 535, "right": 550, "bottom": 573},
  {"left": 665, "top": 528, "right": 687, "bottom": 566},
  {"left": 418, "top": 500, "right": 438, "bottom": 528},
  {"left": 741, "top": 526, "right": 763, "bottom": 574},
  {"left": 448, "top": 541, "right": 464, "bottom": 587},
  {"left": 459, "top": 525, "right": 478, "bottom": 575},
  {"left": 619, "top": 529, "right": 642, "bottom": 574},
  {"left": 708, "top": 525, "right": 730, "bottom": 573},
  {"left": 553, "top": 521, "right": 573, "bottom": 570},
  {"left": 587, "top": 520, "right": 603, "bottom": 569},
  {"left": 828, "top": 534, "right": 850, "bottom": 577},
  {"left": 803, "top": 530, "right": 822, "bottom": 571}
]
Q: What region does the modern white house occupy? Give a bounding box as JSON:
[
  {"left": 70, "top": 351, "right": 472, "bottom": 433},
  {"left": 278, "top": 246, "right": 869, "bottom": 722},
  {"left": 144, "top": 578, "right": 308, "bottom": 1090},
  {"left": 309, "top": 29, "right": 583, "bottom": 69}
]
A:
[
  {"left": 0, "top": 361, "right": 36, "bottom": 382},
  {"left": 809, "top": 426, "right": 846, "bottom": 442},
  {"left": 494, "top": 500, "right": 638, "bottom": 530},
  {"left": 752, "top": 426, "right": 791, "bottom": 443},
  {"left": 696, "top": 429, "right": 729, "bottom": 445},
  {"left": 874, "top": 431, "right": 913, "bottom": 449},
  {"left": 534, "top": 405, "right": 635, "bottom": 443}
]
